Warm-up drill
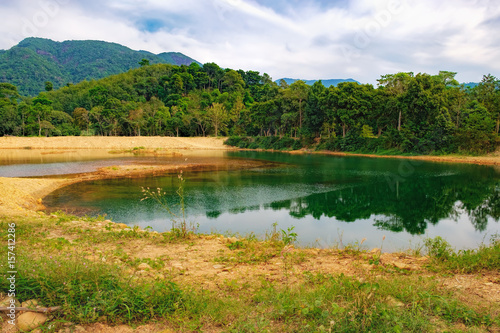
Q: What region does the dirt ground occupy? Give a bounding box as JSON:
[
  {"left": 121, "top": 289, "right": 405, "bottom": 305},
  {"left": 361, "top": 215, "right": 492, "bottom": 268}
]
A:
[{"left": 0, "top": 137, "right": 499, "bottom": 332}]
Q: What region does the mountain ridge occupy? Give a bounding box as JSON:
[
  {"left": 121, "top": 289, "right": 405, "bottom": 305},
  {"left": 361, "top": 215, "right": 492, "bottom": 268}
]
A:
[
  {"left": 276, "top": 77, "right": 360, "bottom": 87},
  {"left": 0, "top": 37, "right": 201, "bottom": 96}
]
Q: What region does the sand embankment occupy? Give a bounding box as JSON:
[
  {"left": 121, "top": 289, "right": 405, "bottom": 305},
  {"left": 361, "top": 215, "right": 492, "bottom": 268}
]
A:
[{"left": 0, "top": 136, "right": 230, "bottom": 150}]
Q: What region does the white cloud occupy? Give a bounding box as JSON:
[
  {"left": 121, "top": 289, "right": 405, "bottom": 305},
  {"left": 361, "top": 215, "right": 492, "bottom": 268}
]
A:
[{"left": 0, "top": 0, "right": 499, "bottom": 84}]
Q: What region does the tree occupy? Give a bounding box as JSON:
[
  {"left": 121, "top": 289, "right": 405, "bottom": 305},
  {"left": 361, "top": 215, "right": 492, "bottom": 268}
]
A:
[
  {"left": 203, "top": 63, "right": 224, "bottom": 90},
  {"left": 89, "top": 86, "right": 109, "bottom": 108},
  {"left": 169, "top": 106, "right": 190, "bottom": 137},
  {"left": 474, "top": 74, "right": 500, "bottom": 134},
  {"left": 287, "top": 80, "right": 309, "bottom": 132},
  {"left": 73, "top": 107, "right": 89, "bottom": 132},
  {"left": 89, "top": 106, "right": 105, "bottom": 135},
  {"left": 45, "top": 81, "right": 53, "bottom": 92},
  {"left": 377, "top": 72, "right": 413, "bottom": 131},
  {"left": 435, "top": 71, "right": 459, "bottom": 87},
  {"left": 31, "top": 96, "right": 53, "bottom": 136},
  {"left": 221, "top": 70, "right": 245, "bottom": 93},
  {"left": 303, "top": 81, "right": 327, "bottom": 138},
  {"left": 206, "top": 103, "right": 230, "bottom": 136},
  {"left": 0, "top": 83, "right": 20, "bottom": 135},
  {"left": 128, "top": 108, "right": 145, "bottom": 136},
  {"left": 328, "top": 82, "right": 373, "bottom": 138},
  {"left": 457, "top": 100, "right": 496, "bottom": 153},
  {"left": 139, "top": 58, "right": 150, "bottom": 67}
]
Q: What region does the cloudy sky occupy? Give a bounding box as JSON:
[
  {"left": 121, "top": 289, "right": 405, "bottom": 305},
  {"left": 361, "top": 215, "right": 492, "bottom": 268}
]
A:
[{"left": 1, "top": 0, "right": 499, "bottom": 84}]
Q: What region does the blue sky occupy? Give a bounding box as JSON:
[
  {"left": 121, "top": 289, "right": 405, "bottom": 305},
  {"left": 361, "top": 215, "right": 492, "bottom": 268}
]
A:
[{"left": 1, "top": 0, "right": 499, "bottom": 84}]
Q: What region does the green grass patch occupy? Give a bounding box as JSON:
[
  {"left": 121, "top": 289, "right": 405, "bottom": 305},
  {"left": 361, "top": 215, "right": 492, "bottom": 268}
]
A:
[
  {"left": 424, "top": 235, "right": 500, "bottom": 273},
  {"left": 0, "top": 249, "right": 182, "bottom": 324}
]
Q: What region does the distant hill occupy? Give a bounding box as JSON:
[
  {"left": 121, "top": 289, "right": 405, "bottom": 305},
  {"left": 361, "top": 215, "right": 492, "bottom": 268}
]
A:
[
  {"left": 276, "top": 78, "right": 360, "bottom": 87},
  {"left": 0, "top": 37, "right": 201, "bottom": 96},
  {"left": 462, "top": 82, "right": 479, "bottom": 89}
]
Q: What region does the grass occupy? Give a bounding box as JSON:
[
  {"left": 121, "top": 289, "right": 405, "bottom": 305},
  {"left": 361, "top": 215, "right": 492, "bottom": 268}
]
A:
[
  {"left": 9, "top": 250, "right": 182, "bottom": 324},
  {"left": 424, "top": 235, "right": 500, "bottom": 273},
  {"left": 1, "top": 214, "right": 499, "bottom": 332}
]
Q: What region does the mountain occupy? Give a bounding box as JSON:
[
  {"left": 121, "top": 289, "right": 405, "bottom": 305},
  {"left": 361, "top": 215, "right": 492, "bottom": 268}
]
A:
[
  {"left": 276, "top": 77, "right": 360, "bottom": 87},
  {"left": 462, "top": 82, "right": 479, "bottom": 89},
  {"left": 0, "top": 37, "right": 201, "bottom": 96}
]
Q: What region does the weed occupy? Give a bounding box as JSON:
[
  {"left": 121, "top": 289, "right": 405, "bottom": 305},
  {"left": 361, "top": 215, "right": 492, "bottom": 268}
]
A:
[
  {"left": 281, "top": 226, "right": 297, "bottom": 246},
  {"left": 343, "top": 237, "right": 368, "bottom": 255},
  {"left": 424, "top": 236, "right": 453, "bottom": 261},
  {"left": 141, "top": 171, "right": 196, "bottom": 239},
  {"left": 227, "top": 240, "right": 245, "bottom": 250},
  {"left": 424, "top": 234, "right": 500, "bottom": 273}
]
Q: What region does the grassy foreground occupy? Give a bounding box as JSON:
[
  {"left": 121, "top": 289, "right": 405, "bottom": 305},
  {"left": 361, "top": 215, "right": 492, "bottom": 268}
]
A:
[{"left": 1, "top": 213, "right": 499, "bottom": 332}]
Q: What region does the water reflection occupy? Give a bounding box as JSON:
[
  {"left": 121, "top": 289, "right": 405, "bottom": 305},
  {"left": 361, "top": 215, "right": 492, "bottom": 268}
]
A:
[{"left": 43, "top": 152, "right": 500, "bottom": 250}]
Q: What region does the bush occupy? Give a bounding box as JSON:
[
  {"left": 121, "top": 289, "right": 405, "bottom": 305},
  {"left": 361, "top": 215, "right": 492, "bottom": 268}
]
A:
[{"left": 224, "top": 136, "right": 303, "bottom": 151}]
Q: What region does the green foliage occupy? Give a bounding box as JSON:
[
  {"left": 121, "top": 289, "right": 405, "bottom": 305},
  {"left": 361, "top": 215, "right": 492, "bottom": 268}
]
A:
[
  {"left": 224, "top": 136, "right": 304, "bottom": 150},
  {"left": 425, "top": 234, "right": 500, "bottom": 273},
  {"left": 281, "top": 226, "right": 298, "bottom": 246},
  {"left": 0, "top": 37, "right": 200, "bottom": 96},
  {"left": 0, "top": 44, "right": 498, "bottom": 155}
]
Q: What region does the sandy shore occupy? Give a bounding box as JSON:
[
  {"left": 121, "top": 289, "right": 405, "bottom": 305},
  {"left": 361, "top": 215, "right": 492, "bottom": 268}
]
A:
[
  {"left": 0, "top": 137, "right": 232, "bottom": 216},
  {"left": 288, "top": 149, "right": 500, "bottom": 166},
  {"left": 0, "top": 136, "right": 230, "bottom": 150},
  {"left": 0, "top": 153, "right": 276, "bottom": 217}
]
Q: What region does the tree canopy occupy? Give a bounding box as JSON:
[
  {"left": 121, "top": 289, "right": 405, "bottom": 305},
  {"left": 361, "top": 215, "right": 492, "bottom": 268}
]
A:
[{"left": 0, "top": 62, "right": 498, "bottom": 154}]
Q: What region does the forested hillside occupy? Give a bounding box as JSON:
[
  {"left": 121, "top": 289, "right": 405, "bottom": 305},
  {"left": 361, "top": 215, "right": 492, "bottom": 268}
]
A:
[
  {"left": 0, "top": 62, "right": 498, "bottom": 154},
  {"left": 0, "top": 38, "right": 199, "bottom": 96}
]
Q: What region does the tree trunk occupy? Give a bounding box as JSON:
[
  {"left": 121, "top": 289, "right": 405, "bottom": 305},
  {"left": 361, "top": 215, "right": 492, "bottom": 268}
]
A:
[
  {"left": 342, "top": 124, "right": 346, "bottom": 138},
  {"left": 496, "top": 114, "right": 499, "bottom": 134},
  {"left": 398, "top": 110, "right": 402, "bottom": 131},
  {"left": 299, "top": 99, "right": 302, "bottom": 130}
]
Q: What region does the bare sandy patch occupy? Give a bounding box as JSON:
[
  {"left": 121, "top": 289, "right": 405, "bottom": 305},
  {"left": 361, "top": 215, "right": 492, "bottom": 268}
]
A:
[{"left": 0, "top": 136, "right": 231, "bottom": 150}]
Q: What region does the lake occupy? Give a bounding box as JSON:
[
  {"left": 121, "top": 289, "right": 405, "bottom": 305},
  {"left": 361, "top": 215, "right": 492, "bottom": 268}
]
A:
[{"left": 38, "top": 151, "right": 500, "bottom": 252}]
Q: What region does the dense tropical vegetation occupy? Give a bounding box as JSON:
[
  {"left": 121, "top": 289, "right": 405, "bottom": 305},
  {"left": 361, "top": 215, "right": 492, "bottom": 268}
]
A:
[
  {"left": 0, "top": 38, "right": 199, "bottom": 96},
  {"left": 0, "top": 60, "right": 499, "bottom": 154}
]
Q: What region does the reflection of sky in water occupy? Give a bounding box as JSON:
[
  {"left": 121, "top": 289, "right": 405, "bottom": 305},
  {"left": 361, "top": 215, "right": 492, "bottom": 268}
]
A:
[
  {"left": 0, "top": 160, "right": 132, "bottom": 177},
  {"left": 41, "top": 152, "right": 500, "bottom": 251},
  {"left": 123, "top": 207, "right": 500, "bottom": 253}
]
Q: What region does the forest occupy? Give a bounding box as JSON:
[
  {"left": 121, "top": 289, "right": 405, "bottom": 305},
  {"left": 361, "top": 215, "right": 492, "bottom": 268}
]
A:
[{"left": 0, "top": 61, "right": 499, "bottom": 154}]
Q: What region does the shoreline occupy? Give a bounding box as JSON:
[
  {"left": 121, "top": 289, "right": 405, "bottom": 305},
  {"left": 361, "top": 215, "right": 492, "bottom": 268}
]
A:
[
  {"left": 0, "top": 159, "right": 277, "bottom": 217},
  {"left": 290, "top": 149, "right": 500, "bottom": 166},
  {"left": 0, "top": 136, "right": 499, "bottom": 217}
]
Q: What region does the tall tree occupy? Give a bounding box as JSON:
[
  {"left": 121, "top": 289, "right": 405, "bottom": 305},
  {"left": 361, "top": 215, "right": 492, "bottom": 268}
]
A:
[
  {"left": 474, "top": 74, "right": 500, "bottom": 134},
  {"left": 377, "top": 72, "right": 413, "bottom": 131},
  {"left": 207, "top": 102, "right": 230, "bottom": 137},
  {"left": 31, "top": 96, "right": 53, "bottom": 136}
]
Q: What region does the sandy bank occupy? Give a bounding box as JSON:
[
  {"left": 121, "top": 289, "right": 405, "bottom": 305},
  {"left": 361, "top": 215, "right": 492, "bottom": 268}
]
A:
[
  {"left": 286, "top": 149, "right": 500, "bottom": 166},
  {"left": 0, "top": 158, "right": 277, "bottom": 217},
  {"left": 0, "top": 136, "right": 230, "bottom": 150}
]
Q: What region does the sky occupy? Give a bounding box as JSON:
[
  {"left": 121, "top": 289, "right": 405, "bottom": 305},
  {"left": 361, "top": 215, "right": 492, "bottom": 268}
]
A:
[{"left": 1, "top": 0, "right": 499, "bottom": 85}]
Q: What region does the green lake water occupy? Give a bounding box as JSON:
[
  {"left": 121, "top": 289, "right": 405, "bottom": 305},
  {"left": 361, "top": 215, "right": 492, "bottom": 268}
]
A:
[{"left": 42, "top": 151, "right": 500, "bottom": 252}]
